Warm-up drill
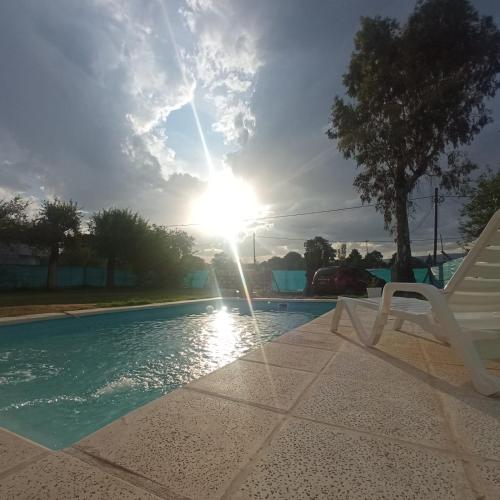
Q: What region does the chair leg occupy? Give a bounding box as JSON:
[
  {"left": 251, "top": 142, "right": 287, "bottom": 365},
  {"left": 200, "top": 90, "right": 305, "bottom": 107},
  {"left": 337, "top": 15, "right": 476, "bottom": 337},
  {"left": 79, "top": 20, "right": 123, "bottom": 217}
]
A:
[
  {"left": 393, "top": 317, "right": 404, "bottom": 331},
  {"left": 342, "top": 301, "right": 387, "bottom": 346},
  {"left": 446, "top": 331, "right": 500, "bottom": 396},
  {"left": 330, "top": 300, "right": 345, "bottom": 332}
]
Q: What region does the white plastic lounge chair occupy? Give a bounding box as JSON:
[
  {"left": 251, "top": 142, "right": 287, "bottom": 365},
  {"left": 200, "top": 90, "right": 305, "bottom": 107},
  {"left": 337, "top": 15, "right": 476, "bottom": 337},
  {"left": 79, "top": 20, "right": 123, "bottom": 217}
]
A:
[{"left": 331, "top": 209, "right": 500, "bottom": 396}]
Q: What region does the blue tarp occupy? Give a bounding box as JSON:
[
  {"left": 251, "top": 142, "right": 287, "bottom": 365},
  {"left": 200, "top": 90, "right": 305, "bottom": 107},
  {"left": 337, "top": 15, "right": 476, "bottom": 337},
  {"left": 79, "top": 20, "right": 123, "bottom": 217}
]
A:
[
  {"left": 368, "top": 267, "right": 438, "bottom": 286},
  {"left": 183, "top": 270, "right": 209, "bottom": 289},
  {"left": 0, "top": 265, "right": 136, "bottom": 290},
  {"left": 271, "top": 270, "right": 307, "bottom": 293},
  {"left": 431, "top": 257, "right": 464, "bottom": 287}
]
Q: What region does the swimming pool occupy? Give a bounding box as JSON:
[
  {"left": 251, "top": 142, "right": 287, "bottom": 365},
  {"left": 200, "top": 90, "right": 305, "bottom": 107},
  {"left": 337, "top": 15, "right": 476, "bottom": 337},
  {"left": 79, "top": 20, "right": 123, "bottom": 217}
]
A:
[{"left": 0, "top": 299, "right": 334, "bottom": 449}]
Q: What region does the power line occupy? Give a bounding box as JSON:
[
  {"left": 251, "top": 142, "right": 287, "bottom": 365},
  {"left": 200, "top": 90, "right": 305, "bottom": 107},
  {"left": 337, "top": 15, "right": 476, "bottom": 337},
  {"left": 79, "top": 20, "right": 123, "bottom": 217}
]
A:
[
  {"left": 257, "top": 235, "right": 461, "bottom": 243},
  {"left": 164, "top": 194, "right": 468, "bottom": 228}
]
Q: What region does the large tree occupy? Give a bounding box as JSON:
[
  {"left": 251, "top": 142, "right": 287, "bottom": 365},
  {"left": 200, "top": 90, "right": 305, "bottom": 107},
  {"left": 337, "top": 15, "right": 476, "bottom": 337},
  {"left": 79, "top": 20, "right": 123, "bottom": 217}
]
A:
[
  {"left": 327, "top": 0, "right": 500, "bottom": 281},
  {"left": 459, "top": 169, "right": 500, "bottom": 241},
  {"left": 33, "top": 199, "right": 81, "bottom": 289},
  {"left": 304, "top": 236, "right": 336, "bottom": 293},
  {"left": 90, "top": 208, "right": 149, "bottom": 288}
]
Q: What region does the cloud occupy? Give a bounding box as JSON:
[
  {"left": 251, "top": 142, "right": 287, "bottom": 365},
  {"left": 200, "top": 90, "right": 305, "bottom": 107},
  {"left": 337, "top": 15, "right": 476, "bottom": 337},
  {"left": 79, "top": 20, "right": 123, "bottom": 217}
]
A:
[
  {"left": 181, "top": 0, "right": 262, "bottom": 146},
  {"left": 1, "top": 0, "right": 499, "bottom": 262}
]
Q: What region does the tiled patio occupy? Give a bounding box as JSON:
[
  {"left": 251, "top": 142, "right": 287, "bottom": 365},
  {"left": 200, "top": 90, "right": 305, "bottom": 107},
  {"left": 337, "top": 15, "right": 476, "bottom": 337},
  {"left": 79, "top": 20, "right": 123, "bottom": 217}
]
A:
[{"left": 1, "top": 308, "right": 500, "bottom": 499}]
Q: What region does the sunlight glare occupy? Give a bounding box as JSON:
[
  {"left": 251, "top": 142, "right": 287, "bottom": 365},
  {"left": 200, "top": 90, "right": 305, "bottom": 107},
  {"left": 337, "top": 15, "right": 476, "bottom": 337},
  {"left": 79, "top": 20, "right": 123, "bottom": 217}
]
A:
[{"left": 192, "top": 171, "right": 262, "bottom": 239}]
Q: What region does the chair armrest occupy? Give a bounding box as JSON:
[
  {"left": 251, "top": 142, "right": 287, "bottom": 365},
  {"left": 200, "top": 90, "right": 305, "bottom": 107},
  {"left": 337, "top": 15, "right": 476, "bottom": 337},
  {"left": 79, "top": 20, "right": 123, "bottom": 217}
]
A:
[{"left": 380, "top": 282, "right": 455, "bottom": 324}]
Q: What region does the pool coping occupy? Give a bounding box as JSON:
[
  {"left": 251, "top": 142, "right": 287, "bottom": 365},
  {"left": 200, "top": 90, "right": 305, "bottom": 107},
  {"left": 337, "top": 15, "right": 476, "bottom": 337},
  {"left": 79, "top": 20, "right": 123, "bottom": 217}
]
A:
[{"left": 0, "top": 297, "right": 337, "bottom": 326}]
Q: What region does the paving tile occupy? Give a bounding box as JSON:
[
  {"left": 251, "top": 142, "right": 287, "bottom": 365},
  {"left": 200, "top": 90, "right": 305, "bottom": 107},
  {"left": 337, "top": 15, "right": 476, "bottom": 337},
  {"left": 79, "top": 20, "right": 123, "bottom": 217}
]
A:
[
  {"left": 77, "top": 389, "right": 282, "bottom": 500},
  {"left": 189, "top": 359, "right": 314, "bottom": 410},
  {"left": 294, "top": 351, "right": 450, "bottom": 447},
  {"left": 332, "top": 343, "right": 429, "bottom": 379},
  {"left": 421, "top": 340, "right": 465, "bottom": 366},
  {"left": 443, "top": 394, "right": 500, "bottom": 461},
  {"left": 293, "top": 374, "right": 450, "bottom": 448},
  {"left": 472, "top": 460, "right": 500, "bottom": 500},
  {"left": 275, "top": 329, "right": 345, "bottom": 351},
  {"left": 428, "top": 363, "right": 500, "bottom": 398},
  {"left": 0, "top": 452, "right": 159, "bottom": 499},
  {"left": 0, "top": 427, "right": 47, "bottom": 475},
  {"left": 232, "top": 418, "right": 472, "bottom": 500},
  {"left": 242, "top": 342, "right": 333, "bottom": 372}
]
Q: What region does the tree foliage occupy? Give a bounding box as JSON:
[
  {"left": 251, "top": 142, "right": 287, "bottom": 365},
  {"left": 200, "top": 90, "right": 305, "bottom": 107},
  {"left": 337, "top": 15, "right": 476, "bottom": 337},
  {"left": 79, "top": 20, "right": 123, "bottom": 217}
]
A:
[
  {"left": 89, "top": 208, "right": 149, "bottom": 288},
  {"left": 459, "top": 169, "right": 500, "bottom": 241},
  {"left": 327, "top": 0, "right": 500, "bottom": 281},
  {"left": 304, "top": 237, "right": 336, "bottom": 293},
  {"left": 33, "top": 199, "right": 81, "bottom": 289},
  {"left": 0, "top": 196, "right": 30, "bottom": 243}
]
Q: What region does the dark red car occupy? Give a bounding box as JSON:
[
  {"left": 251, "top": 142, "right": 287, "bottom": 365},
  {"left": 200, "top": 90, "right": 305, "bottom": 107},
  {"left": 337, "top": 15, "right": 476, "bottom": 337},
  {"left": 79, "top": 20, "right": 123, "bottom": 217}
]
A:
[{"left": 311, "top": 266, "right": 386, "bottom": 296}]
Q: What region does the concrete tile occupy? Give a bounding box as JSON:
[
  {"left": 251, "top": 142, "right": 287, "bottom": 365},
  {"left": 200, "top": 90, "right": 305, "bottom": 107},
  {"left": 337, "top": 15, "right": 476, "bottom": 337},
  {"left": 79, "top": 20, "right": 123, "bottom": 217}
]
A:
[
  {"left": 375, "top": 331, "right": 426, "bottom": 360},
  {"left": 332, "top": 343, "right": 429, "bottom": 379},
  {"left": 420, "top": 337, "right": 500, "bottom": 369},
  {"left": 77, "top": 389, "right": 282, "bottom": 500},
  {"left": 472, "top": 460, "right": 500, "bottom": 500},
  {"left": 443, "top": 395, "right": 500, "bottom": 461},
  {"left": 242, "top": 342, "right": 333, "bottom": 372},
  {"left": 0, "top": 452, "right": 159, "bottom": 499},
  {"left": 189, "top": 359, "right": 314, "bottom": 410},
  {"left": 294, "top": 375, "right": 450, "bottom": 448},
  {"left": 428, "top": 363, "right": 500, "bottom": 398},
  {"left": 294, "top": 352, "right": 450, "bottom": 447},
  {"left": 232, "top": 418, "right": 472, "bottom": 500},
  {"left": 0, "top": 427, "right": 47, "bottom": 475},
  {"left": 275, "top": 329, "right": 345, "bottom": 351},
  {"left": 421, "top": 340, "right": 465, "bottom": 366}
]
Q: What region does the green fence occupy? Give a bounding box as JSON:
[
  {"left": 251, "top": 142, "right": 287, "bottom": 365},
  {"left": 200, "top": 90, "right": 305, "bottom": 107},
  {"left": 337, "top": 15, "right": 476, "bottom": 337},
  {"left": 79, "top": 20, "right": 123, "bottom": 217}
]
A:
[{"left": 0, "top": 265, "right": 136, "bottom": 290}]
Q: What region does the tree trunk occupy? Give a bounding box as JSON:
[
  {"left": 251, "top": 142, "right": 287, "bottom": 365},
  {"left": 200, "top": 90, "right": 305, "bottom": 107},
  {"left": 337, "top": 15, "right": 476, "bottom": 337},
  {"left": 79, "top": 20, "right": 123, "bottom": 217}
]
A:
[
  {"left": 47, "top": 245, "right": 59, "bottom": 290},
  {"left": 106, "top": 256, "right": 116, "bottom": 288},
  {"left": 394, "top": 188, "right": 415, "bottom": 282}
]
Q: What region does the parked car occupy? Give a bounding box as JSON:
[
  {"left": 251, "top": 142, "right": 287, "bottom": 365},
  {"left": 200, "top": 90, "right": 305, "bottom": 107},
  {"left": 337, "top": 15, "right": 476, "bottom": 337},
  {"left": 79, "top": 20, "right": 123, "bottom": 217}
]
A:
[{"left": 311, "top": 266, "right": 386, "bottom": 296}]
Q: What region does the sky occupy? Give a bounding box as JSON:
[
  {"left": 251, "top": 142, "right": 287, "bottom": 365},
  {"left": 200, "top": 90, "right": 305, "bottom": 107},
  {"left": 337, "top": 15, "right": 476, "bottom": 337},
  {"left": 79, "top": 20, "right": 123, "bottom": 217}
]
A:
[{"left": 1, "top": 0, "right": 500, "bottom": 263}]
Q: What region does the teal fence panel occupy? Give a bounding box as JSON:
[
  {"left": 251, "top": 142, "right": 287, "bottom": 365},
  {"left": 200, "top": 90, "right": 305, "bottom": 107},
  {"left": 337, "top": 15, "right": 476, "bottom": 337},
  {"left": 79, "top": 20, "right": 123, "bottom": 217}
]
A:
[
  {"left": 0, "top": 264, "right": 136, "bottom": 289},
  {"left": 368, "top": 267, "right": 441, "bottom": 287},
  {"left": 183, "top": 270, "right": 209, "bottom": 289},
  {"left": 431, "top": 257, "right": 464, "bottom": 287},
  {"left": 271, "top": 270, "right": 307, "bottom": 293},
  {"left": 368, "top": 268, "right": 391, "bottom": 282}
]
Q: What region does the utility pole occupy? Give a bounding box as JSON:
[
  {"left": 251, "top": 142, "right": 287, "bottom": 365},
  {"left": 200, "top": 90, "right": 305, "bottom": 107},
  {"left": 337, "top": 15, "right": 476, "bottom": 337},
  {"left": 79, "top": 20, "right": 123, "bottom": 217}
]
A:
[
  {"left": 365, "top": 240, "right": 369, "bottom": 256},
  {"left": 433, "top": 187, "right": 438, "bottom": 265},
  {"left": 253, "top": 232, "right": 256, "bottom": 265}
]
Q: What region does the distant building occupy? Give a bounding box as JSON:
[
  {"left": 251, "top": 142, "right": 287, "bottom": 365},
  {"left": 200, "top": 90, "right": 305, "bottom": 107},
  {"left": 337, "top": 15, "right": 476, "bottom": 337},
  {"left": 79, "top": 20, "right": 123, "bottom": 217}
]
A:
[{"left": 0, "top": 243, "right": 47, "bottom": 265}]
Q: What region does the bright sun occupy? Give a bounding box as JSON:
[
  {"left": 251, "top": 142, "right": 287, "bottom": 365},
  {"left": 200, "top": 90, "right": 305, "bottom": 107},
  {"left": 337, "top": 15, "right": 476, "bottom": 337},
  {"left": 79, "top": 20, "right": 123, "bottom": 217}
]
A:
[{"left": 192, "top": 171, "right": 262, "bottom": 239}]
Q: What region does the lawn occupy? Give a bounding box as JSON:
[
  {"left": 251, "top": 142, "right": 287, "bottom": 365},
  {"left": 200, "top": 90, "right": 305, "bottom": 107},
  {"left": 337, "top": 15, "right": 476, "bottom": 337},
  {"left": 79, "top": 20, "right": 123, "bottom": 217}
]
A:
[{"left": 0, "top": 288, "right": 215, "bottom": 317}]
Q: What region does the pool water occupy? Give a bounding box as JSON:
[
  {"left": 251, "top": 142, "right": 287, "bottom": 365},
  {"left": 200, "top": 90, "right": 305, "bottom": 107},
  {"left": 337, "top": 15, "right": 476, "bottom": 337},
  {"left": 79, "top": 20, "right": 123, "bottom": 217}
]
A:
[{"left": 0, "top": 299, "right": 334, "bottom": 449}]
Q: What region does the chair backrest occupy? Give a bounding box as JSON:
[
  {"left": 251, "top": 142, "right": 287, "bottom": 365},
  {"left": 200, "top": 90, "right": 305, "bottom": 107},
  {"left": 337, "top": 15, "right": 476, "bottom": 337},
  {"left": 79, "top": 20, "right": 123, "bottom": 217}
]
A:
[{"left": 444, "top": 209, "right": 500, "bottom": 312}]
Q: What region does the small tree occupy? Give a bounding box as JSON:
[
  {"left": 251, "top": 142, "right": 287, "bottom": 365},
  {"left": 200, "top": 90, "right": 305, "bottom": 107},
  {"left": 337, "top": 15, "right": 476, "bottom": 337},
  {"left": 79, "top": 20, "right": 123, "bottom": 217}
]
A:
[
  {"left": 282, "top": 251, "right": 305, "bottom": 270},
  {"left": 90, "top": 208, "right": 149, "bottom": 288},
  {"left": 138, "top": 226, "right": 195, "bottom": 287},
  {"left": 33, "top": 199, "right": 81, "bottom": 289},
  {"left": 327, "top": 0, "right": 500, "bottom": 281},
  {"left": 363, "top": 250, "right": 385, "bottom": 269},
  {"left": 304, "top": 237, "right": 336, "bottom": 294},
  {"left": 0, "top": 196, "right": 30, "bottom": 243},
  {"left": 345, "top": 248, "right": 364, "bottom": 268},
  {"left": 459, "top": 169, "right": 500, "bottom": 241}
]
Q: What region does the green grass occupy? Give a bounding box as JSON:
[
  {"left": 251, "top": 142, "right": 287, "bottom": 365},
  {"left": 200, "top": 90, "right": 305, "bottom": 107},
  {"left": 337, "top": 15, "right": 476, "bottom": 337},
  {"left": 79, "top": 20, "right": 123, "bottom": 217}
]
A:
[{"left": 0, "top": 288, "right": 214, "bottom": 309}]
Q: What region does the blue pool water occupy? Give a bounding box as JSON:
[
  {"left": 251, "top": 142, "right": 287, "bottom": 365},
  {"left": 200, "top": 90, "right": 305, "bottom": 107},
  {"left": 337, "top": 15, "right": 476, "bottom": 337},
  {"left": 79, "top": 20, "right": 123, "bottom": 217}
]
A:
[{"left": 0, "top": 299, "right": 334, "bottom": 449}]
